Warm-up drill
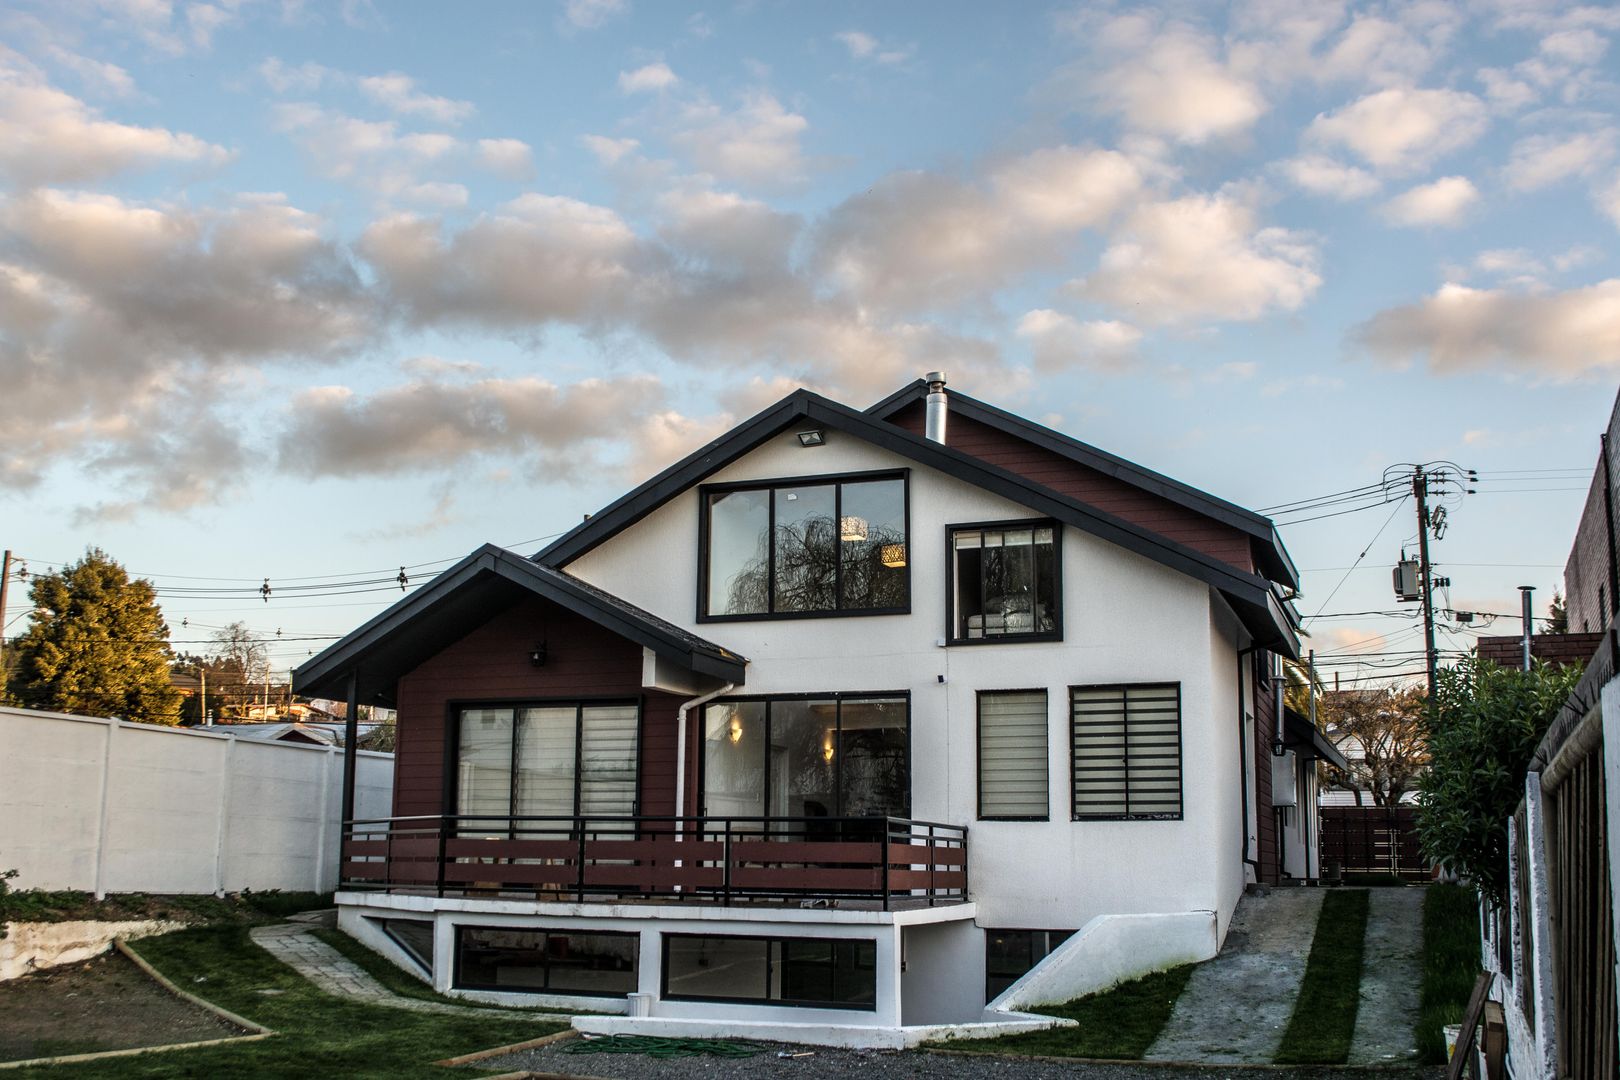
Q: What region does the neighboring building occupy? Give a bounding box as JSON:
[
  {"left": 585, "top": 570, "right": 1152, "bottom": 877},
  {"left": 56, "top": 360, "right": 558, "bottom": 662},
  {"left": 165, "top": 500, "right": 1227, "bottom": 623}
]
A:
[
  {"left": 229, "top": 721, "right": 341, "bottom": 746},
  {"left": 1474, "top": 633, "right": 1605, "bottom": 670},
  {"left": 1563, "top": 390, "right": 1620, "bottom": 635},
  {"left": 1273, "top": 705, "right": 1348, "bottom": 880},
  {"left": 293, "top": 374, "right": 1303, "bottom": 1045}
]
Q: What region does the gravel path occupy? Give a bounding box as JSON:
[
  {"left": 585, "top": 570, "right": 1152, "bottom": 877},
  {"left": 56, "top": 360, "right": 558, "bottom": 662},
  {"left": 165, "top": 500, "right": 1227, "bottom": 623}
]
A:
[
  {"left": 1347, "top": 889, "right": 1424, "bottom": 1066},
  {"left": 480, "top": 1037, "right": 1442, "bottom": 1078},
  {"left": 1144, "top": 889, "right": 1325, "bottom": 1064}
]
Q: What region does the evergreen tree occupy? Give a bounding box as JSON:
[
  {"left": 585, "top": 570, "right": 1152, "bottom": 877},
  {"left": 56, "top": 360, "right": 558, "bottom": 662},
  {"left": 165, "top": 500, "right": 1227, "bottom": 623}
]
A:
[{"left": 5, "top": 549, "right": 183, "bottom": 725}]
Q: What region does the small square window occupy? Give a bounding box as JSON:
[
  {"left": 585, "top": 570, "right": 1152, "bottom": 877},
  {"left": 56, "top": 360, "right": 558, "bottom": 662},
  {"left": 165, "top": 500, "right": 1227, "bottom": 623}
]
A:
[{"left": 950, "top": 521, "right": 1061, "bottom": 643}]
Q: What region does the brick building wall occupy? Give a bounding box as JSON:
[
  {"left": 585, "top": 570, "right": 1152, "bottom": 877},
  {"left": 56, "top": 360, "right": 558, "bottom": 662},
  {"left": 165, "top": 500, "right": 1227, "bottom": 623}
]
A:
[
  {"left": 1474, "top": 633, "right": 1606, "bottom": 670},
  {"left": 1564, "top": 393, "right": 1620, "bottom": 634}
]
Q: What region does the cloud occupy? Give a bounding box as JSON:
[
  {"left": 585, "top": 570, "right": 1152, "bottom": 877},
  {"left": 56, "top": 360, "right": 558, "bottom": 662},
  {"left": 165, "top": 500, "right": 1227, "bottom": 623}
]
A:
[
  {"left": 0, "top": 60, "right": 230, "bottom": 185},
  {"left": 476, "top": 137, "right": 535, "bottom": 180},
  {"left": 833, "top": 30, "right": 912, "bottom": 65},
  {"left": 1356, "top": 280, "right": 1620, "bottom": 376},
  {"left": 562, "top": 0, "right": 625, "bottom": 30},
  {"left": 1306, "top": 88, "right": 1489, "bottom": 173},
  {"left": 1381, "top": 176, "right": 1480, "bottom": 227},
  {"left": 357, "top": 72, "right": 475, "bottom": 124},
  {"left": 271, "top": 102, "right": 463, "bottom": 203},
  {"left": 45, "top": 47, "right": 137, "bottom": 98},
  {"left": 618, "top": 61, "right": 677, "bottom": 94},
  {"left": 672, "top": 92, "right": 809, "bottom": 188},
  {"left": 1075, "top": 17, "right": 1265, "bottom": 144},
  {"left": 1016, "top": 310, "right": 1141, "bottom": 372},
  {"left": 1502, "top": 129, "right": 1617, "bottom": 191},
  {"left": 1073, "top": 191, "right": 1322, "bottom": 324},
  {"left": 278, "top": 373, "right": 666, "bottom": 478},
  {"left": 1601, "top": 171, "right": 1620, "bottom": 228},
  {"left": 1280, "top": 155, "right": 1382, "bottom": 200},
  {"left": 581, "top": 134, "right": 640, "bottom": 165},
  {"left": 259, "top": 57, "right": 331, "bottom": 94}
]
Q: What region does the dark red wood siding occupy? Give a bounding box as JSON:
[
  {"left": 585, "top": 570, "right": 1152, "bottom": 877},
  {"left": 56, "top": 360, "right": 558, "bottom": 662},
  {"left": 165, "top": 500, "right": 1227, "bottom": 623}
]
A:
[
  {"left": 1251, "top": 659, "right": 1278, "bottom": 884},
  {"left": 888, "top": 401, "right": 1255, "bottom": 574},
  {"left": 390, "top": 594, "right": 689, "bottom": 820}
]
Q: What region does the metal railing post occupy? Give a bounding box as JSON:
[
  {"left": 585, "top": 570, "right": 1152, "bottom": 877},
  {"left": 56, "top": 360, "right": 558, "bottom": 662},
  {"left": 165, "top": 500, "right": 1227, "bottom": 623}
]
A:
[
  {"left": 722, "top": 819, "right": 733, "bottom": 906},
  {"left": 435, "top": 816, "right": 448, "bottom": 898},
  {"left": 577, "top": 817, "right": 588, "bottom": 903},
  {"left": 881, "top": 818, "right": 892, "bottom": 912},
  {"left": 928, "top": 823, "right": 937, "bottom": 907}
]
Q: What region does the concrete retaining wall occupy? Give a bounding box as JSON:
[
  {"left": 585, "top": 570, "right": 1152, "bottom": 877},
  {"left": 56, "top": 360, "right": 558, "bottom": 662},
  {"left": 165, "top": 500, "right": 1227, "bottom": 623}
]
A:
[
  {"left": 0, "top": 919, "right": 184, "bottom": 980},
  {"left": 987, "top": 910, "right": 1220, "bottom": 1012}
]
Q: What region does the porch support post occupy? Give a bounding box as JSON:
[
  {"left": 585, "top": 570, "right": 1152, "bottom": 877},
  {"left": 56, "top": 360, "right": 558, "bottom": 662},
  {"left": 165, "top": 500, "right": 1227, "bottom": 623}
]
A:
[{"left": 340, "top": 669, "right": 359, "bottom": 869}]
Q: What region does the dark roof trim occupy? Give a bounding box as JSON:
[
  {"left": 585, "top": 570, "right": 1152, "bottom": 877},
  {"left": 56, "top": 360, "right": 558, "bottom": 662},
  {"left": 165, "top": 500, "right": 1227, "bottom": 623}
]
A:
[
  {"left": 866, "top": 380, "right": 1299, "bottom": 590},
  {"left": 1283, "top": 706, "right": 1351, "bottom": 771},
  {"left": 535, "top": 389, "right": 1299, "bottom": 657},
  {"left": 294, "top": 544, "right": 748, "bottom": 697}
]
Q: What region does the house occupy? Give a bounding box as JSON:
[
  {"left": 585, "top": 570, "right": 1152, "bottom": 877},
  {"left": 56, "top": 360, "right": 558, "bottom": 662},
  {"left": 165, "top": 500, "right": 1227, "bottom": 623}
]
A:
[
  {"left": 1273, "top": 705, "right": 1348, "bottom": 879},
  {"left": 293, "top": 373, "right": 1304, "bottom": 1046}
]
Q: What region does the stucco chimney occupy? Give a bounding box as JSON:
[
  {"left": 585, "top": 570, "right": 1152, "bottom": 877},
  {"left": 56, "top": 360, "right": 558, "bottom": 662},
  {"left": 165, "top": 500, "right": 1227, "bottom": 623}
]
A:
[{"left": 924, "top": 371, "right": 948, "bottom": 445}]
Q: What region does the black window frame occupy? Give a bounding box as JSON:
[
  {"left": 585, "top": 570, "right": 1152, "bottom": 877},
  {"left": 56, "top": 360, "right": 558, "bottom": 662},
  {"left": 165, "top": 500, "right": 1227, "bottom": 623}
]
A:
[
  {"left": 374, "top": 917, "right": 434, "bottom": 977},
  {"left": 984, "top": 928, "right": 1074, "bottom": 1002},
  {"left": 1069, "top": 682, "right": 1184, "bottom": 822},
  {"left": 660, "top": 932, "right": 878, "bottom": 1010},
  {"left": 447, "top": 696, "right": 644, "bottom": 824},
  {"left": 452, "top": 924, "right": 640, "bottom": 997},
  {"left": 945, "top": 518, "right": 1063, "bottom": 646},
  {"left": 697, "top": 691, "right": 911, "bottom": 819},
  {"left": 975, "top": 688, "right": 1050, "bottom": 822},
  {"left": 697, "top": 468, "right": 911, "bottom": 623}
]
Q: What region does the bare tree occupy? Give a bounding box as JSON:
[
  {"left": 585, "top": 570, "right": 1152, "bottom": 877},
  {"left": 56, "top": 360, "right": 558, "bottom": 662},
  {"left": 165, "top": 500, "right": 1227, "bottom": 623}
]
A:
[
  {"left": 1320, "top": 686, "right": 1429, "bottom": 807},
  {"left": 209, "top": 621, "right": 270, "bottom": 719}
]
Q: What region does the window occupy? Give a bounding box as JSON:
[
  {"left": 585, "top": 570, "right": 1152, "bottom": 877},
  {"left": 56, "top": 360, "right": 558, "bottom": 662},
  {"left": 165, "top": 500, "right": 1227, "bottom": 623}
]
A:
[
  {"left": 702, "top": 695, "right": 909, "bottom": 820},
  {"left": 977, "top": 690, "right": 1049, "bottom": 820},
  {"left": 376, "top": 918, "right": 434, "bottom": 976},
  {"left": 662, "top": 934, "right": 876, "bottom": 1009},
  {"left": 950, "top": 521, "right": 1060, "bottom": 642},
  {"left": 985, "top": 929, "right": 1073, "bottom": 1002},
  {"left": 1070, "top": 684, "right": 1182, "bottom": 820},
  {"left": 701, "top": 472, "right": 908, "bottom": 619},
  {"left": 455, "top": 927, "right": 637, "bottom": 996},
  {"left": 455, "top": 702, "right": 639, "bottom": 823}
]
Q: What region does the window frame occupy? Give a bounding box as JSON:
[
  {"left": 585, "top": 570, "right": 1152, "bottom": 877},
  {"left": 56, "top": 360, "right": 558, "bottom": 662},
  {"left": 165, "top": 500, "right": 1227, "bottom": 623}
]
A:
[
  {"left": 945, "top": 518, "right": 1064, "bottom": 646},
  {"left": 1068, "top": 682, "right": 1184, "bottom": 822},
  {"left": 696, "top": 468, "right": 912, "bottom": 623},
  {"left": 660, "top": 932, "right": 878, "bottom": 1010},
  {"left": 975, "top": 688, "right": 1050, "bottom": 822},
  {"left": 452, "top": 924, "right": 640, "bottom": 997},
  {"left": 696, "top": 690, "right": 911, "bottom": 820},
  {"left": 446, "top": 696, "right": 644, "bottom": 823}
]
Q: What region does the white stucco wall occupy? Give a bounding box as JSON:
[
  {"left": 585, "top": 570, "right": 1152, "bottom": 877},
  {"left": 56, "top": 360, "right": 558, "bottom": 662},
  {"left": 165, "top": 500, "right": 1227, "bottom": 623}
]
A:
[
  {"left": 564, "top": 429, "right": 1251, "bottom": 939},
  {"left": 0, "top": 707, "right": 391, "bottom": 895},
  {"left": 899, "top": 918, "right": 986, "bottom": 1025},
  {"left": 987, "top": 910, "right": 1218, "bottom": 1010}
]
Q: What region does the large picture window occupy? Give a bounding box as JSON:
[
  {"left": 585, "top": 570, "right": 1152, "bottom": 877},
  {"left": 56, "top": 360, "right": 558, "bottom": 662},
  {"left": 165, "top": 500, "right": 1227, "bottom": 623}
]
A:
[
  {"left": 663, "top": 934, "right": 876, "bottom": 1009},
  {"left": 701, "top": 695, "right": 908, "bottom": 821},
  {"left": 950, "top": 521, "right": 1060, "bottom": 642},
  {"left": 455, "top": 926, "right": 638, "bottom": 996},
  {"left": 701, "top": 472, "right": 908, "bottom": 620},
  {"left": 1070, "top": 684, "right": 1182, "bottom": 820},
  {"left": 456, "top": 702, "right": 639, "bottom": 823}
]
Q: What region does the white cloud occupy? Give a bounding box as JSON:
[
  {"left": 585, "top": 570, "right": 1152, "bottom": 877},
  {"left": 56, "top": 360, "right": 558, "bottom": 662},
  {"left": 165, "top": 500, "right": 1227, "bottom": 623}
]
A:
[
  {"left": 1280, "top": 155, "right": 1382, "bottom": 200},
  {"left": 1306, "top": 88, "right": 1489, "bottom": 173},
  {"left": 1087, "top": 19, "right": 1266, "bottom": 143},
  {"left": 475, "top": 137, "right": 534, "bottom": 180},
  {"left": 1357, "top": 280, "right": 1620, "bottom": 376},
  {"left": 673, "top": 93, "right": 809, "bottom": 188},
  {"left": 271, "top": 102, "right": 462, "bottom": 201},
  {"left": 580, "top": 133, "right": 641, "bottom": 165},
  {"left": 357, "top": 72, "right": 474, "bottom": 124},
  {"left": 0, "top": 60, "right": 230, "bottom": 185},
  {"left": 989, "top": 146, "right": 1143, "bottom": 230},
  {"left": 618, "top": 61, "right": 678, "bottom": 94},
  {"left": 45, "top": 47, "right": 137, "bottom": 98},
  {"left": 259, "top": 57, "right": 330, "bottom": 94},
  {"left": 1073, "top": 192, "right": 1322, "bottom": 324},
  {"left": 1600, "top": 171, "right": 1620, "bottom": 229},
  {"left": 563, "top": 0, "right": 625, "bottom": 30},
  {"left": 834, "top": 30, "right": 912, "bottom": 65},
  {"left": 1016, "top": 310, "right": 1141, "bottom": 372},
  {"left": 1381, "top": 176, "right": 1480, "bottom": 227},
  {"left": 1503, "top": 129, "right": 1617, "bottom": 191},
  {"left": 186, "top": 3, "right": 235, "bottom": 48}
]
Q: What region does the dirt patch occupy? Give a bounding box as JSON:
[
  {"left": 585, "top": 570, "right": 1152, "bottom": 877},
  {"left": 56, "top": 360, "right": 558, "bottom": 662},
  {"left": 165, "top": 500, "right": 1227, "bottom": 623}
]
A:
[{"left": 0, "top": 949, "right": 245, "bottom": 1062}]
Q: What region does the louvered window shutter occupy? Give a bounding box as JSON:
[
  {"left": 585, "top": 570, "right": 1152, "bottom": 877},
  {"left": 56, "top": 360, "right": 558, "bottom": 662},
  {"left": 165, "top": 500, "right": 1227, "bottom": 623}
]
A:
[
  {"left": 978, "top": 690, "right": 1049, "bottom": 819},
  {"left": 1070, "top": 684, "right": 1182, "bottom": 819}
]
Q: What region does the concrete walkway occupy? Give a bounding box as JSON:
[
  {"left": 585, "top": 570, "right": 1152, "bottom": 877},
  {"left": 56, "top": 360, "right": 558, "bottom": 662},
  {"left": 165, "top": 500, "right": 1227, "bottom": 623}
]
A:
[
  {"left": 1144, "top": 889, "right": 1325, "bottom": 1064},
  {"left": 1348, "top": 888, "right": 1424, "bottom": 1066},
  {"left": 249, "top": 921, "right": 545, "bottom": 1018}
]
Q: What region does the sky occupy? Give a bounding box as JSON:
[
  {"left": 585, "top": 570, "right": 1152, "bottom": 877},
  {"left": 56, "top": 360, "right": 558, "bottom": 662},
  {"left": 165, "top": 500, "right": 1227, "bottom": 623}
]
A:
[{"left": 2, "top": 0, "right": 1619, "bottom": 687}]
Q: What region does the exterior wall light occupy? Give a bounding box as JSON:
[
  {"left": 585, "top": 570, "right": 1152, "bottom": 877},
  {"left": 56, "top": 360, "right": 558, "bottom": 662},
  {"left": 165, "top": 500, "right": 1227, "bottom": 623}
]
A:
[
  {"left": 529, "top": 642, "right": 548, "bottom": 667},
  {"left": 796, "top": 430, "right": 826, "bottom": 447}
]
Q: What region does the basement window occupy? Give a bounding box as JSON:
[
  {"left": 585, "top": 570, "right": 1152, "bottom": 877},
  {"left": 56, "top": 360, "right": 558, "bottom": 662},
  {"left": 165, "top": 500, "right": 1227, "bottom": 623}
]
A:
[
  {"left": 985, "top": 928, "right": 1074, "bottom": 1002},
  {"left": 662, "top": 934, "right": 876, "bottom": 1009}
]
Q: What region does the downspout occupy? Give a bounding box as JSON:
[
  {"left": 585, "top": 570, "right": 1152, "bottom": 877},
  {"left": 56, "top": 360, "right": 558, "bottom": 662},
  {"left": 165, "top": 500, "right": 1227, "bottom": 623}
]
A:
[
  {"left": 1237, "top": 645, "right": 1261, "bottom": 879},
  {"left": 674, "top": 681, "right": 736, "bottom": 829}
]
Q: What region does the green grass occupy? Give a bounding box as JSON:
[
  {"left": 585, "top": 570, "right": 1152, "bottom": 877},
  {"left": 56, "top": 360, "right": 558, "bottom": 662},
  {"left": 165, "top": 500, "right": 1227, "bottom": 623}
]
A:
[
  {"left": 1417, "top": 883, "right": 1481, "bottom": 1065},
  {"left": 308, "top": 928, "right": 559, "bottom": 1013},
  {"left": 4, "top": 925, "right": 562, "bottom": 1079},
  {"left": 0, "top": 889, "right": 330, "bottom": 930},
  {"left": 1274, "top": 888, "right": 1371, "bottom": 1064},
  {"left": 927, "top": 964, "right": 1196, "bottom": 1059}
]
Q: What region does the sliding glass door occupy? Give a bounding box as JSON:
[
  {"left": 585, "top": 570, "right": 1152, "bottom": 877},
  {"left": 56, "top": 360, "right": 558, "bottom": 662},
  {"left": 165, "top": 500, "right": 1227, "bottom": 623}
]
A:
[{"left": 455, "top": 702, "right": 640, "bottom": 828}]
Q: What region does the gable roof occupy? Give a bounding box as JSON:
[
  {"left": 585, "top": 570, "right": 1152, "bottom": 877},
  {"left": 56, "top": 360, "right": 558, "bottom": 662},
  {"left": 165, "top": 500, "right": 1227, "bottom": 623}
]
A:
[
  {"left": 866, "top": 379, "right": 1299, "bottom": 591},
  {"left": 535, "top": 388, "right": 1299, "bottom": 657},
  {"left": 293, "top": 544, "right": 747, "bottom": 704},
  {"left": 1283, "top": 706, "right": 1351, "bottom": 771}
]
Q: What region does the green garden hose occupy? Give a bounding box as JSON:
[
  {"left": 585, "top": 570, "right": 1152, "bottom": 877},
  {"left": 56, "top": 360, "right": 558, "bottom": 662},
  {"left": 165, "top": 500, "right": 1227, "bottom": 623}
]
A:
[{"left": 564, "top": 1034, "right": 764, "bottom": 1058}]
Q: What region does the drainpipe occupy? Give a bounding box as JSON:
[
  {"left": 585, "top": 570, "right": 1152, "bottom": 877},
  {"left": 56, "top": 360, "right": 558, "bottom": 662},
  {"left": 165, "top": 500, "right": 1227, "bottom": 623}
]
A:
[
  {"left": 1237, "top": 645, "right": 1261, "bottom": 880},
  {"left": 674, "top": 682, "right": 736, "bottom": 830},
  {"left": 924, "top": 371, "right": 949, "bottom": 445}
]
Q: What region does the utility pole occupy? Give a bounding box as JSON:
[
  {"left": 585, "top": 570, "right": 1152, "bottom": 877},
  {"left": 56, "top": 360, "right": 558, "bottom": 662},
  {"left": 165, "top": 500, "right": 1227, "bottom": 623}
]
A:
[
  {"left": 0, "top": 550, "right": 12, "bottom": 676},
  {"left": 201, "top": 667, "right": 210, "bottom": 726},
  {"left": 1413, "top": 469, "right": 1440, "bottom": 700}
]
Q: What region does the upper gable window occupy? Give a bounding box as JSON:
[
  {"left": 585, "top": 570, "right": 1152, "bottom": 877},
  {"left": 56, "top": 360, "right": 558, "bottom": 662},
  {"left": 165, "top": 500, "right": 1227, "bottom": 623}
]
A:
[
  {"left": 701, "top": 471, "right": 909, "bottom": 620},
  {"left": 949, "top": 521, "right": 1061, "bottom": 643}
]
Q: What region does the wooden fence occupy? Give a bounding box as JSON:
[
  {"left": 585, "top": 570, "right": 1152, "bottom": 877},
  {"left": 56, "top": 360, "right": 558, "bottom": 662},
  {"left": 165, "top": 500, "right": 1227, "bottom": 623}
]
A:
[{"left": 1318, "top": 806, "right": 1428, "bottom": 881}]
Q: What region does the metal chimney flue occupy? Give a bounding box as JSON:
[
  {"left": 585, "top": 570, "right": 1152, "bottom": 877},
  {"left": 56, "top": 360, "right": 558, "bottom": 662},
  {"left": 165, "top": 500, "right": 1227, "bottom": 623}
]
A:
[{"left": 924, "top": 371, "right": 948, "bottom": 444}]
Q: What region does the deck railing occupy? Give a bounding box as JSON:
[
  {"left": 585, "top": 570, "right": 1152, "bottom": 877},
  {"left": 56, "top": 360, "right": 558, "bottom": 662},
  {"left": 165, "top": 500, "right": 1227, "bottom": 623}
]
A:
[{"left": 340, "top": 814, "right": 968, "bottom": 909}]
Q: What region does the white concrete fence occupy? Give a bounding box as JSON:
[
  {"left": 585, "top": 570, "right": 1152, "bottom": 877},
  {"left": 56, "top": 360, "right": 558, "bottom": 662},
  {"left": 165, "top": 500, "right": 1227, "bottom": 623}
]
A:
[{"left": 0, "top": 706, "right": 392, "bottom": 896}]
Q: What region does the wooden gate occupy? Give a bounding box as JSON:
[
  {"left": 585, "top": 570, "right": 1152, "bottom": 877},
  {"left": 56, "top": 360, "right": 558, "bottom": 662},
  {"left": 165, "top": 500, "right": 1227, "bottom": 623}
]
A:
[{"left": 1319, "top": 806, "right": 1428, "bottom": 881}]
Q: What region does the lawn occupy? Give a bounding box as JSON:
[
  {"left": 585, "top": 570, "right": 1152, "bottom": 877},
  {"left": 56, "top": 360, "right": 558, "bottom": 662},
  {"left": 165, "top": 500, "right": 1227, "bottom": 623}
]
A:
[
  {"left": 1274, "top": 888, "right": 1371, "bottom": 1064},
  {"left": 0, "top": 889, "right": 331, "bottom": 930},
  {"left": 3, "top": 925, "right": 563, "bottom": 1079},
  {"left": 308, "top": 927, "right": 559, "bottom": 1013},
  {"left": 1417, "top": 883, "right": 1481, "bottom": 1064},
  {"left": 929, "top": 964, "right": 1196, "bottom": 1060}
]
